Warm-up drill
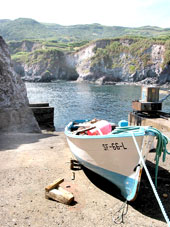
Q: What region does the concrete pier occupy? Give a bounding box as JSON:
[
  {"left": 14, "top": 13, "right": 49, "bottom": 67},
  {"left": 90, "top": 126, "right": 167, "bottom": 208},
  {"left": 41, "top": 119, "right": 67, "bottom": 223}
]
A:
[
  {"left": 29, "top": 103, "right": 55, "bottom": 131},
  {"left": 129, "top": 112, "right": 170, "bottom": 131},
  {"left": 0, "top": 131, "right": 170, "bottom": 226}
]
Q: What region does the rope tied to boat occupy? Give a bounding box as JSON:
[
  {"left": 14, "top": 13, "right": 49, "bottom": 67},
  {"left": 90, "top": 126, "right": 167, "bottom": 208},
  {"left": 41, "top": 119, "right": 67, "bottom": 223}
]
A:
[
  {"left": 112, "top": 125, "right": 170, "bottom": 187},
  {"left": 112, "top": 200, "right": 128, "bottom": 224},
  {"left": 131, "top": 131, "right": 170, "bottom": 227},
  {"left": 145, "top": 127, "right": 170, "bottom": 187},
  {"left": 112, "top": 126, "right": 141, "bottom": 134}
]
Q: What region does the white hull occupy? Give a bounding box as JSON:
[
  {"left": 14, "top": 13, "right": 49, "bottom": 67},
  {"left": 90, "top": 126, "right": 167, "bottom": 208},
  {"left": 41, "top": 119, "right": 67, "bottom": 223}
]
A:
[{"left": 65, "top": 121, "right": 154, "bottom": 201}]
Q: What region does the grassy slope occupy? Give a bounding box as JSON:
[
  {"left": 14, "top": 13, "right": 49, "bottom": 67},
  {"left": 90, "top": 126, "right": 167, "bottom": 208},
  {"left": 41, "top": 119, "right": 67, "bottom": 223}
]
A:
[
  {"left": 10, "top": 37, "right": 170, "bottom": 73},
  {"left": 1, "top": 18, "right": 170, "bottom": 42},
  {"left": 2, "top": 18, "right": 170, "bottom": 70}
]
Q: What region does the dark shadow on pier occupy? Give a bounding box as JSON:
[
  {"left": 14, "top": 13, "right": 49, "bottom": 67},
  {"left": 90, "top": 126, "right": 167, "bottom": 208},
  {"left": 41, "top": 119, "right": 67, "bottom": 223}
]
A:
[
  {"left": 0, "top": 132, "right": 59, "bottom": 152},
  {"left": 82, "top": 160, "right": 170, "bottom": 224},
  {"left": 132, "top": 160, "right": 170, "bottom": 224}
]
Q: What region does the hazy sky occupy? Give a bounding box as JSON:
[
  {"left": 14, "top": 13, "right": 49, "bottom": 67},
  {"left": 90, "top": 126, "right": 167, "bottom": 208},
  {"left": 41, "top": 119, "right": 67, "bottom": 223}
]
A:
[{"left": 1, "top": 0, "right": 170, "bottom": 28}]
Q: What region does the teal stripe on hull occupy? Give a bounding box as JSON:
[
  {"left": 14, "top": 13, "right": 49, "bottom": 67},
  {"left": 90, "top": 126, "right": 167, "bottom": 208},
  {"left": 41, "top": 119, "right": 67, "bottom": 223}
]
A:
[{"left": 75, "top": 155, "right": 139, "bottom": 201}]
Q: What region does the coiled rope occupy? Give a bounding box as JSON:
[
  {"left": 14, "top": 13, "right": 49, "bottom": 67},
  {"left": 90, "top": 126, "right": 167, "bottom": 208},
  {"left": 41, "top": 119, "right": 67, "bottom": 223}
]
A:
[
  {"left": 145, "top": 127, "right": 170, "bottom": 187},
  {"left": 112, "top": 126, "right": 141, "bottom": 134}
]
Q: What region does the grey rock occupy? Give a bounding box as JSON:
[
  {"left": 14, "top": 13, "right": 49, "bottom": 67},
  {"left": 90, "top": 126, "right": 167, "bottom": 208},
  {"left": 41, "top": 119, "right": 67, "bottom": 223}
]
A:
[
  {"left": 159, "top": 64, "right": 170, "bottom": 84},
  {"left": 0, "top": 36, "right": 40, "bottom": 132},
  {"left": 13, "top": 50, "right": 79, "bottom": 82}
]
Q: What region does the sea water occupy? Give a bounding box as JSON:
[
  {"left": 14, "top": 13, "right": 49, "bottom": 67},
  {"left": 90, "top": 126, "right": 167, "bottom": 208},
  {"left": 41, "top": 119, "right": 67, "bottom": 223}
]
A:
[{"left": 25, "top": 81, "right": 170, "bottom": 131}]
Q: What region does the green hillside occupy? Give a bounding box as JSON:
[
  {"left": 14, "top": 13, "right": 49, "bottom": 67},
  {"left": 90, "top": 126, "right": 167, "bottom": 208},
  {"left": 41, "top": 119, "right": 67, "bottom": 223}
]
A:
[{"left": 1, "top": 18, "right": 170, "bottom": 42}]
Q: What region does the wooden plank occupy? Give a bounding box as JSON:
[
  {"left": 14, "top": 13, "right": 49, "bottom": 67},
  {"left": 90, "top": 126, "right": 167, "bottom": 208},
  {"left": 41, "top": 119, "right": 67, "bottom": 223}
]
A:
[
  {"left": 132, "top": 101, "right": 162, "bottom": 112},
  {"left": 160, "top": 89, "right": 170, "bottom": 95},
  {"left": 45, "top": 187, "right": 74, "bottom": 205},
  {"left": 74, "top": 126, "right": 96, "bottom": 135},
  {"left": 45, "top": 178, "right": 64, "bottom": 192}
]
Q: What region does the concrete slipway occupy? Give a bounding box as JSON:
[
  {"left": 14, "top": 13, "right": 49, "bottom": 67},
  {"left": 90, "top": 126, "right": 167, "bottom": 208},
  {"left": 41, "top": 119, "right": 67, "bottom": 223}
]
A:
[{"left": 0, "top": 129, "right": 170, "bottom": 227}]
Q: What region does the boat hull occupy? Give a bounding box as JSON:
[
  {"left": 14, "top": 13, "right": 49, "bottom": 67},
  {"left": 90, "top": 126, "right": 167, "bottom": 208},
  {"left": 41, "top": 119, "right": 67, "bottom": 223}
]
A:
[{"left": 65, "top": 122, "right": 154, "bottom": 201}]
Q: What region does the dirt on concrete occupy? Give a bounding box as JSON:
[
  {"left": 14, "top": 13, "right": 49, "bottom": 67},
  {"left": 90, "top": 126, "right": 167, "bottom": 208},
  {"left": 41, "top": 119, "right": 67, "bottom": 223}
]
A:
[{"left": 0, "top": 131, "right": 170, "bottom": 227}]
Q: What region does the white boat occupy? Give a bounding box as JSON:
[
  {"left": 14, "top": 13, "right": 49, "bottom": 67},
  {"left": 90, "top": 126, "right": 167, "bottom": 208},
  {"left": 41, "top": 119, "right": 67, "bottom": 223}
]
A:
[{"left": 65, "top": 119, "right": 155, "bottom": 201}]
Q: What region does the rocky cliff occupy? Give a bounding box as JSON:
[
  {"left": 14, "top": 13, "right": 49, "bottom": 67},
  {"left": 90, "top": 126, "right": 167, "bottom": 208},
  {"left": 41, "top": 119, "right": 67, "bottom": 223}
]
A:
[
  {"left": 12, "top": 46, "right": 78, "bottom": 82},
  {"left": 0, "top": 36, "right": 40, "bottom": 132},
  {"left": 10, "top": 38, "right": 170, "bottom": 85},
  {"left": 74, "top": 39, "right": 169, "bottom": 85}
]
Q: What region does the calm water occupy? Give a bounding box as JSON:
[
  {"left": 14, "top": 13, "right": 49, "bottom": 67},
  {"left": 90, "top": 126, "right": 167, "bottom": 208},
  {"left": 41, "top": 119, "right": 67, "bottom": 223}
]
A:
[{"left": 25, "top": 82, "right": 170, "bottom": 131}]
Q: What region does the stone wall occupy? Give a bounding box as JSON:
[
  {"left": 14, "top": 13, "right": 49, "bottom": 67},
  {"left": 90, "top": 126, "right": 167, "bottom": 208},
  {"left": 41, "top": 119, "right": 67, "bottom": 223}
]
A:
[{"left": 0, "top": 36, "right": 40, "bottom": 132}]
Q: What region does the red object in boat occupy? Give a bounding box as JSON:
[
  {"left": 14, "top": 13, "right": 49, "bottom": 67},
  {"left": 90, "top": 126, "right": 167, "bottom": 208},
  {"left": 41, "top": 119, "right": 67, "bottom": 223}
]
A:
[{"left": 87, "top": 120, "right": 112, "bottom": 135}]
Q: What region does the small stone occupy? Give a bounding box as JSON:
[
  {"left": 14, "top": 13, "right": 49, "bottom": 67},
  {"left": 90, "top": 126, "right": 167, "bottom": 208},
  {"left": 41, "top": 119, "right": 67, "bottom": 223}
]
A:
[{"left": 163, "top": 193, "right": 168, "bottom": 198}]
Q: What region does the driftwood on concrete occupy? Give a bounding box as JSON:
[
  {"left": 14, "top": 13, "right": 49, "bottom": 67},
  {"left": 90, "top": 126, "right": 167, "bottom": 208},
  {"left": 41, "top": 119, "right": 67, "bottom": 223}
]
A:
[
  {"left": 45, "top": 178, "right": 64, "bottom": 192},
  {"left": 45, "top": 187, "right": 74, "bottom": 205},
  {"left": 45, "top": 178, "right": 74, "bottom": 205}
]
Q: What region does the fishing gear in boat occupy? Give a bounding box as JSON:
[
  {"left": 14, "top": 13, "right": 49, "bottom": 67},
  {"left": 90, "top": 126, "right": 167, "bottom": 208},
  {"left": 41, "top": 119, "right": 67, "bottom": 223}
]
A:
[{"left": 71, "top": 119, "right": 116, "bottom": 135}]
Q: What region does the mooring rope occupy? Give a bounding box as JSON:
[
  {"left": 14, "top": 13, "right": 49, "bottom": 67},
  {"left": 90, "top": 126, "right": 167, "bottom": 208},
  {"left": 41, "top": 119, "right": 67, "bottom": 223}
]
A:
[
  {"left": 111, "top": 126, "right": 170, "bottom": 225},
  {"left": 112, "top": 126, "right": 170, "bottom": 187},
  {"left": 145, "top": 127, "right": 170, "bottom": 187},
  {"left": 131, "top": 132, "right": 170, "bottom": 227},
  {"left": 112, "top": 200, "right": 128, "bottom": 224}
]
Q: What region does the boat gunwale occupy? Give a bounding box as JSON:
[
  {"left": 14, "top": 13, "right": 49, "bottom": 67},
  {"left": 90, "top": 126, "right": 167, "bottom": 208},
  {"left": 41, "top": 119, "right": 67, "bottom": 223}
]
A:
[{"left": 64, "top": 120, "right": 151, "bottom": 139}]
